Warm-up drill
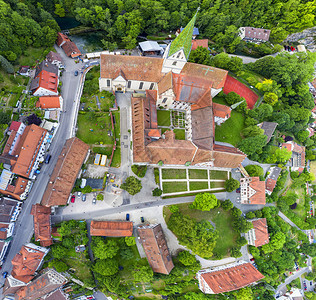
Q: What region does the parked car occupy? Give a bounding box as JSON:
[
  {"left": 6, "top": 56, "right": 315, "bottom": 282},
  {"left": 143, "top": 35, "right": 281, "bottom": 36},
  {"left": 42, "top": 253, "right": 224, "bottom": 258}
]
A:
[
  {"left": 236, "top": 187, "right": 241, "bottom": 193},
  {"left": 140, "top": 216, "right": 145, "bottom": 223},
  {"left": 44, "top": 154, "right": 51, "bottom": 164},
  {"left": 82, "top": 194, "right": 86, "bottom": 202},
  {"left": 126, "top": 213, "right": 130, "bottom": 221},
  {"left": 92, "top": 197, "right": 96, "bottom": 204},
  {"left": 2, "top": 272, "right": 8, "bottom": 278},
  {"left": 71, "top": 195, "right": 75, "bottom": 203},
  {"left": 77, "top": 192, "right": 82, "bottom": 198},
  {"left": 74, "top": 70, "right": 78, "bottom": 76}
]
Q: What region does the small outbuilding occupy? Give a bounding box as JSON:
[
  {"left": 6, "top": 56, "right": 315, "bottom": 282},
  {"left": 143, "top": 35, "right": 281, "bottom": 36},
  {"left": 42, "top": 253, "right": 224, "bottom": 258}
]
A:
[{"left": 139, "top": 41, "right": 163, "bottom": 56}]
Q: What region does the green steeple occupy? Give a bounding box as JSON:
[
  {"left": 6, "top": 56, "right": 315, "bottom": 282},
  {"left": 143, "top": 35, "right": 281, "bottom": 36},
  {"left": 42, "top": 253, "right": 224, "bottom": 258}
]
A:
[{"left": 168, "top": 13, "right": 197, "bottom": 59}]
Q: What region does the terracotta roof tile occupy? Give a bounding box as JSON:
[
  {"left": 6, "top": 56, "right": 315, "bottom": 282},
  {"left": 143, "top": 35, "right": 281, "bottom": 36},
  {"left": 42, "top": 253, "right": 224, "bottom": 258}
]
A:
[
  {"left": 138, "top": 224, "right": 174, "bottom": 274},
  {"left": 251, "top": 218, "right": 269, "bottom": 247},
  {"left": 62, "top": 41, "right": 81, "bottom": 58},
  {"left": 100, "top": 55, "right": 164, "bottom": 83},
  {"left": 46, "top": 51, "right": 62, "bottom": 64},
  {"left": 9, "top": 121, "right": 21, "bottom": 132},
  {"left": 0, "top": 223, "right": 9, "bottom": 239},
  {"left": 31, "top": 204, "right": 52, "bottom": 247},
  {"left": 90, "top": 221, "right": 133, "bottom": 237},
  {"left": 199, "top": 262, "right": 264, "bottom": 293},
  {"left": 37, "top": 96, "right": 61, "bottom": 109},
  {"left": 56, "top": 32, "right": 69, "bottom": 47},
  {"left": 213, "top": 102, "right": 231, "bottom": 119},
  {"left": 212, "top": 144, "right": 246, "bottom": 168},
  {"left": 191, "top": 39, "right": 209, "bottom": 51},
  {"left": 265, "top": 178, "right": 277, "bottom": 193},
  {"left": 157, "top": 72, "right": 173, "bottom": 94},
  {"left": 41, "top": 137, "right": 89, "bottom": 207},
  {"left": 0, "top": 176, "right": 31, "bottom": 200},
  {"left": 241, "top": 177, "right": 266, "bottom": 205},
  {"left": 11, "top": 244, "right": 47, "bottom": 283}
]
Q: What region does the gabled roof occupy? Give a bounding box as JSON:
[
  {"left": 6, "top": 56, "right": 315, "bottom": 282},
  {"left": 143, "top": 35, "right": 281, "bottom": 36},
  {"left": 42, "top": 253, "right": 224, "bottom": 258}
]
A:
[
  {"left": 139, "top": 41, "right": 162, "bottom": 52},
  {"left": 251, "top": 218, "right": 269, "bottom": 247},
  {"left": 15, "top": 268, "right": 67, "bottom": 300},
  {"left": 62, "top": 41, "right": 81, "bottom": 58},
  {"left": 90, "top": 221, "right": 133, "bottom": 237},
  {"left": 0, "top": 197, "right": 20, "bottom": 223},
  {"left": 37, "top": 96, "right": 61, "bottom": 109},
  {"left": 265, "top": 166, "right": 282, "bottom": 193},
  {"left": 100, "top": 55, "right": 163, "bottom": 83},
  {"left": 41, "top": 137, "right": 89, "bottom": 207},
  {"left": 248, "top": 177, "right": 266, "bottom": 205},
  {"left": 258, "top": 122, "right": 278, "bottom": 143},
  {"left": 9, "top": 121, "right": 21, "bottom": 131},
  {"left": 198, "top": 262, "right": 264, "bottom": 293},
  {"left": 191, "top": 39, "right": 208, "bottom": 51},
  {"left": 169, "top": 14, "right": 197, "bottom": 59},
  {"left": 0, "top": 222, "right": 9, "bottom": 240},
  {"left": 11, "top": 244, "right": 48, "bottom": 283},
  {"left": 46, "top": 51, "right": 62, "bottom": 64},
  {"left": 157, "top": 72, "right": 173, "bottom": 94},
  {"left": 213, "top": 102, "right": 231, "bottom": 119},
  {"left": 56, "top": 32, "right": 69, "bottom": 47},
  {"left": 31, "top": 204, "right": 52, "bottom": 247},
  {"left": 35, "top": 61, "right": 58, "bottom": 77},
  {"left": 138, "top": 224, "right": 174, "bottom": 274}
]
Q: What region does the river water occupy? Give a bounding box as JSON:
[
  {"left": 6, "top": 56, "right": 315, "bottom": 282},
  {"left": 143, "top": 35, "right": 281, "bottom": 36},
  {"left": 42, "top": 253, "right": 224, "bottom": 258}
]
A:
[{"left": 55, "top": 17, "right": 104, "bottom": 54}]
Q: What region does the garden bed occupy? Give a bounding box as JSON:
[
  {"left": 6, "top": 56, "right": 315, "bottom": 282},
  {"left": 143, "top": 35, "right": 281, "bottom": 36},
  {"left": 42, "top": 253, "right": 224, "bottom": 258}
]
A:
[
  {"left": 209, "top": 170, "right": 229, "bottom": 180},
  {"left": 161, "top": 168, "right": 186, "bottom": 179},
  {"left": 189, "top": 169, "right": 208, "bottom": 179},
  {"left": 157, "top": 110, "right": 171, "bottom": 126},
  {"left": 189, "top": 181, "right": 209, "bottom": 191},
  {"left": 162, "top": 182, "right": 187, "bottom": 193}
]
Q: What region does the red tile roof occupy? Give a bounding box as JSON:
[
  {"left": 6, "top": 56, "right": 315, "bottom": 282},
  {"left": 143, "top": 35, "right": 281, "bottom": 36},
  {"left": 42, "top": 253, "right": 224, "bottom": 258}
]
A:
[
  {"left": 0, "top": 176, "right": 30, "bottom": 200},
  {"left": 41, "top": 137, "right": 89, "bottom": 207},
  {"left": 11, "top": 244, "right": 47, "bottom": 283},
  {"left": 138, "top": 224, "right": 174, "bottom": 274},
  {"left": 252, "top": 218, "right": 269, "bottom": 247},
  {"left": 265, "top": 178, "right": 277, "bottom": 193},
  {"left": 37, "top": 96, "right": 61, "bottom": 109},
  {"left": 31, "top": 204, "right": 52, "bottom": 247},
  {"left": 191, "top": 39, "right": 209, "bottom": 51},
  {"left": 249, "top": 177, "right": 266, "bottom": 205},
  {"left": 90, "top": 221, "right": 133, "bottom": 237},
  {"left": 0, "top": 223, "right": 9, "bottom": 239},
  {"left": 62, "top": 41, "right": 81, "bottom": 58},
  {"left": 9, "top": 121, "right": 21, "bottom": 132},
  {"left": 199, "top": 262, "right": 264, "bottom": 293},
  {"left": 56, "top": 32, "right": 69, "bottom": 47},
  {"left": 212, "top": 102, "right": 231, "bottom": 119}
]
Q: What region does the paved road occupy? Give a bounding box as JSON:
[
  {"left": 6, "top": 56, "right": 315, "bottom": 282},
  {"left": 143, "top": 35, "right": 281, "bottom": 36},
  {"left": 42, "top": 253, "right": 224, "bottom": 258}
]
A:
[{"left": 0, "top": 46, "right": 83, "bottom": 289}]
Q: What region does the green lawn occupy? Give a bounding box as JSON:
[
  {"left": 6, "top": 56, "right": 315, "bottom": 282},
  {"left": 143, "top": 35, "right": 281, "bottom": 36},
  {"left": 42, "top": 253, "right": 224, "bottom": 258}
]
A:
[
  {"left": 165, "top": 203, "right": 238, "bottom": 258},
  {"left": 18, "top": 46, "right": 54, "bottom": 67},
  {"left": 92, "top": 146, "right": 112, "bottom": 156},
  {"left": 157, "top": 110, "right": 171, "bottom": 126},
  {"left": 76, "top": 112, "right": 114, "bottom": 145},
  {"left": 81, "top": 90, "right": 115, "bottom": 112},
  {"left": 210, "top": 181, "right": 226, "bottom": 189},
  {"left": 189, "top": 169, "right": 208, "bottom": 179},
  {"left": 215, "top": 110, "right": 245, "bottom": 146},
  {"left": 162, "top": 182, "right": 188, "bottom": 193},
  {"left": 63, "top": 256, "right": 93, "bottom": 283},
  {"left": 111, "top": 147, "right": 121, "bottom": 167},
  {"left": 174, "top": 128, "right": 185, "bottom": 140},
  {"left": 161, "top": 168, "right": 187, "bottom": 179},
  {"left": 189, "top": 181, "right": 209, "bottom": 191},
  {"left": 212, "top": 95, "right": 228, "bottom": 105},
  {"left": 209, "top": 170, "right": 229, "bottom": 180}
]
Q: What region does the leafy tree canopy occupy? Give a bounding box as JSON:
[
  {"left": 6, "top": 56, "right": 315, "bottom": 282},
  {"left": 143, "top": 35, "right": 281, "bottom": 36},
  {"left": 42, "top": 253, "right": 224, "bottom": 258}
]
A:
[{"left": 191, "top": 193, "right": 218, "bottom": 211}]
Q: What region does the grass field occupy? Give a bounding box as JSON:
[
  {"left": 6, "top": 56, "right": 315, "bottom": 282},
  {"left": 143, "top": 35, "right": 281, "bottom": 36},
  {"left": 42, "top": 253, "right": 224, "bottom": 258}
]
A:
[
  {"left": 174, "top": 128, "right": 185, "bottom": 140},
  {"left": 210, "top": 181, "right": 226, "bottom": 189},
  {"left": 111, "top": 147, "right": 121, "bottom": 167},
  {"left": 215, "top": 110, "right": 245, "bottom": 146},
  {"left": 209, "top": 170, "right": 229, "bottom": 180},
  {"left": 92, "top": 146, "right": 112, "bottom": 156},
  {"left": 161, "top": 168, "right": 187, "bottom": 179},
  {"left": 164, "top": 203, "right": 238, "bottom": 258},
  {"left": 81, "top": 90, "right": 115, "bottom": 112},
  {"left": 189, "top": 181, "right": 209, "bottom": 191},
  {"left": 63, "top": 256, "right": 93, "bottom": 283},
  {"left": 162, "top": 182, "right": 187, "bottom": 193},
  {"left": 310, "top": 161, "right": 316, "bottom": 184},
  {"left": 189, "top": 169, "right": 208, "bottom": 179},
  {"left": 76, "top": 112, "right": 114, "bottom": 145},
  {"left": 157, "top": 110, "right": 171, "bottom": 126}
]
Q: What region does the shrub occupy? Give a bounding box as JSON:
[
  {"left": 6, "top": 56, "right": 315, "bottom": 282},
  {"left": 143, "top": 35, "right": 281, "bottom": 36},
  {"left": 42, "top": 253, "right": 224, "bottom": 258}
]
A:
[
  {"left": 225, "top": 178, "right": 240, "bottom": 192},
  {"left": 121, "top": 176, "right": 142, "bottom": 195},
  {"left": 152, "top": 188, "right": 162, "bottom": 196},
  {"left": 131, "top": 165, "right": 147, "bottom": 178}
]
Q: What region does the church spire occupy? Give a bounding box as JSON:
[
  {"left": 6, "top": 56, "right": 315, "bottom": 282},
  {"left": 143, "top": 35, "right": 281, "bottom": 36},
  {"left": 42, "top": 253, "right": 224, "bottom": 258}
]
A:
[{"left": 168, "top": 12, "right": 197, "bottom": 59}]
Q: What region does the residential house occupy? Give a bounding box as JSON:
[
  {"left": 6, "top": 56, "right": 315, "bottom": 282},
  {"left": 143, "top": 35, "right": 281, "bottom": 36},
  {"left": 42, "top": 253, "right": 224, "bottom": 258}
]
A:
[
  {"left": 90, "top": 221, "right": 133, "bottom": 237},
  {"left": 8, "top": 121, "right": 26, "bottom": 135},
  {"left": 240, "top": 177, "right": 266, "bottom": 205},
  {"left": 213, "top": 102, "right": 231, "bottom": 125},
  {"left": 30, "top": 61, "right": 59, "bottom": 96},
  {"left": 99, "top": 14, "right": 246, "bottom": 169},
  {"left": 11, "top": 243, "right": 49, "bottom": 283},
  {"left": 31, "top": 204, "right": 52, "bottom": 247},
  {"left": 139, "top": 41, "right": 163, "bottom": 56},
  {"left": 0, "top": 169, "right": 32, "bottom": 200},
  {"left": 197, "top": 261, "right": 264, "bottom": 294},
  {"left": 257, "top": 121, "right": 278, "bottom": 143},
  {"left": 2, "top": 276, "right": 26, "bottom": 297},
  {"left": 278, "top": 288, "right": 304, "bottom": 300},
  {"left": 245, "top": 218, "right": 269, "bottom": 247},
  {"left": 281, "top": 141, "right": 305, "bottom": 172},
  {"left": 56, "top": 32, "right": 81, "bottom": 58},
  {"left": 239, "top": 27, "right": 270, "bottom": 42},
  {"left": 191, "top": 39, "right": 209, "bottom": 51},
  {"left": 265, "top": 166, "right": 282, "bottom": 195},
  {"left": 137, "top": 224, "right": 174, "bottom": 274},
  {"left": 45, "top": 289, "right": 69, "bottom": 300},
  {"left": 36, "top": 95, "right": 63, "bottom": 110},
  {"left": 15, "top": 268, "right": 67, "bottom": 300},
  {"left": 41, "top": 137, "right": 89, "bottom": 207},
  {"left": 0, "top": 197, "right": 23, "bottom": 264},
  {"left": 46, "top": 51, "right": 63, "bottom": 68},
  {"left": 0, "top": 124, "right": 49, "bottom": 179},
  {"left": 18, "top": 66, "right": 30, "bottom": 77}
]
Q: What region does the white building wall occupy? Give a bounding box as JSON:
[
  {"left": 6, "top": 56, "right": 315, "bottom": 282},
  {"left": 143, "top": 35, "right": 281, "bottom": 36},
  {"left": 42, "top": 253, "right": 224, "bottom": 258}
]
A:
[
  {"left": 211, "top": 87, "right": 222, "bottom": 98},
  {"left": 239, "top": 27, "right": 246, "bottom": 39},
  {"left": 162, "top": 48, "right": 187, "bottom": 74},
  {"left": 33, "top": 87, "right": 58, "bottom": 97},
  {"left": 157, "top": 89, "right": 175, "bottom": 109},
  {"left": 100, "top": 77, "right": 156, "bottom": 93}
]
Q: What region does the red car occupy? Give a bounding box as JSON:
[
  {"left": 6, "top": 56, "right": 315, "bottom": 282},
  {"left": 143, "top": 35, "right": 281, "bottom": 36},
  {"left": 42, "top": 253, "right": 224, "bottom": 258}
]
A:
[{"left": 71, "top": 195, "right": 75, "bottom": 203}]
